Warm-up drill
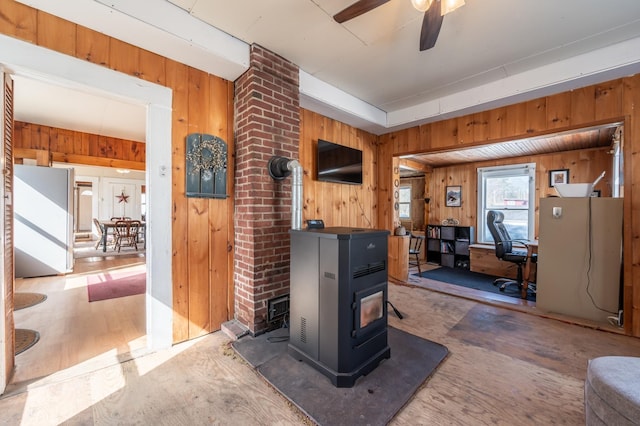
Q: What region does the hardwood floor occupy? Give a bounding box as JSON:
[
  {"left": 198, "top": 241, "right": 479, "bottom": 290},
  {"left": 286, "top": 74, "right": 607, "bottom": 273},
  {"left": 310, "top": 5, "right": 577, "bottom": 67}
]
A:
[
  {"left": 8, "top": 249, "right": 147, "bottom": 391},
  {"left": 2, "top": 259, "right": 640, "bottom": 424}
]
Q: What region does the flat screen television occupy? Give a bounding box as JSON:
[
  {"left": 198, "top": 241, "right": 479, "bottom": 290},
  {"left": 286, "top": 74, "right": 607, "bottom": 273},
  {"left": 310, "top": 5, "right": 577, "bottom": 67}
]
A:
[{"left": 316, "top": 139, "right": 363, "bottom": 185}]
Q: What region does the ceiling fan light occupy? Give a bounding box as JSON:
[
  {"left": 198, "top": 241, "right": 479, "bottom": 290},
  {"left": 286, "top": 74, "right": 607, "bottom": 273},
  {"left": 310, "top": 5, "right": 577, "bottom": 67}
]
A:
[
  {"left": 411, "top": 0, "right": 433, "bottom": 13},
  {"left": 441, "top": 0, "right": 465, "bottom": 15}
]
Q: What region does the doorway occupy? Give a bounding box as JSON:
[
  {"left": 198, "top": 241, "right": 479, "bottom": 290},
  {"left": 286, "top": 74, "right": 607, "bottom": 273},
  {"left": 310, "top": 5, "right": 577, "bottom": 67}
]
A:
[{"left": 0, "top": 35, "right": 173, "bottom": 392}]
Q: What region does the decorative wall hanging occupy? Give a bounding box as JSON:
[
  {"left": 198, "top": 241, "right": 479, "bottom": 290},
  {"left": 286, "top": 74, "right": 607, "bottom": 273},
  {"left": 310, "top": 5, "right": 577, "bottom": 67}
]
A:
[
  {"left": 548, "top": 169, "right": 569, "bottom": 187},
  {"left": 186, "top": 133, "right": 228, "bottom": 198},
  {"left": 116, "top": 189, "right": 129, "bottom": 218},
  {"left": 445, "top": 185, "right": 462, "bottom": 207}
]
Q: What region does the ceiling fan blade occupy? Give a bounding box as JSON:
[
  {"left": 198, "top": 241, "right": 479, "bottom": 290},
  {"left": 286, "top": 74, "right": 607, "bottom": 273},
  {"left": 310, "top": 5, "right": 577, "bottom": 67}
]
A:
[
  {"left": 419, "top": 2, "right": 444, "bottom": 51},
  {"left": 334, "top": 0, "right": 391, "bottom": 23}
]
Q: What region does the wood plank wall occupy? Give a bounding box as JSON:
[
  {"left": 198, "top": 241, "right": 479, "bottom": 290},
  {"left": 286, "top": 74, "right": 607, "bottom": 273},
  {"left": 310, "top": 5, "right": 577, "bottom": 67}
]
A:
[
  {"left": 299, "top": 109, "right": 378, "bottom": 228},
  {"left": 427, "top": 147, "right": 611, "bottom": 236},
  {"left": 12, "top": 121, "right": 146, "bottom": 170},
  {"left": 377, "top": 76, "right": 640, "bottom": 337},
  {"left": 0, "top": 0, "right": 235, "bottom": 344}
]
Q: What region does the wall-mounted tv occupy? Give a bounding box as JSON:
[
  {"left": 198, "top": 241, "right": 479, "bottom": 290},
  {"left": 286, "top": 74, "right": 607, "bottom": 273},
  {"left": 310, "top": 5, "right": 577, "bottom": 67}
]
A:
[{"left": 317, "top": 139, "right": 363, "bottom": 185}]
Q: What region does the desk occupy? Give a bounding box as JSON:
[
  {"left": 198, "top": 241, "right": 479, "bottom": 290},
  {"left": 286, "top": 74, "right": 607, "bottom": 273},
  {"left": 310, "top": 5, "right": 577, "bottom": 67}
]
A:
[
  {"left": 469, "top": 240, "right": 538, "bottom": 299},
  {"left": 99, "top": 220, "right": 146, "bottom": 252}
]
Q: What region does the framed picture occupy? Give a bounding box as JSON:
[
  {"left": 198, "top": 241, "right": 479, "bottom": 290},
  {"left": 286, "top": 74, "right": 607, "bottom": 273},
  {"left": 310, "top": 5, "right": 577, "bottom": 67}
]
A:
[
  {"left": 445, "top": 185, "right": 462, "bottom": 207},
  {"left": 549, "top": 169, "right": 569, "bottom": 187}
]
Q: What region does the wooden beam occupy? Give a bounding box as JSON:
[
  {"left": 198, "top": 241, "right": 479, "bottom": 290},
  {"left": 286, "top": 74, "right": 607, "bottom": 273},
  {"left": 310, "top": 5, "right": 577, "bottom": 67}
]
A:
[
  {"left": 51, "top": 153, "right": 145, "bottom": 171},
  {"left": 14, "top": 148, "right": 145, "bottom": 170},
  {"left": 399, "top": 158, "right": 431, "bottom": 173}
]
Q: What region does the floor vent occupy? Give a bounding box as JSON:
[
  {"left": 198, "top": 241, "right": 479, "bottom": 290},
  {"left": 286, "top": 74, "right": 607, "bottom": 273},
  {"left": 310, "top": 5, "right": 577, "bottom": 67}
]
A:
[{"left": 267, "top": 294, "right": 289, "bottom": 323}]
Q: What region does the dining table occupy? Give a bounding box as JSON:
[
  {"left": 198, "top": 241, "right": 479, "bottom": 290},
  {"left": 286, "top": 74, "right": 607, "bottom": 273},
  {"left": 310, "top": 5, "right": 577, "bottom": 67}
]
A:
[{"left": 99, "top": 219, "right": 146, "bottom": 252}]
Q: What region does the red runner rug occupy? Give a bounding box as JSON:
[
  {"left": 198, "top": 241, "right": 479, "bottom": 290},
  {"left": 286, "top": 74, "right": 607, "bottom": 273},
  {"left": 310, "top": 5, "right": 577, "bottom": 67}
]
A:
[{"left": 87, "top": 271, "right": 146, "bottom": 302}]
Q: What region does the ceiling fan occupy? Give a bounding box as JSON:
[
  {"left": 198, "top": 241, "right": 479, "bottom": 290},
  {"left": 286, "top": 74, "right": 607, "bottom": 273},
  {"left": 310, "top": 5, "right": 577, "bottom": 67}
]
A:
[{"left": 333, "top": 0, "right": 465, "bottom": 51}]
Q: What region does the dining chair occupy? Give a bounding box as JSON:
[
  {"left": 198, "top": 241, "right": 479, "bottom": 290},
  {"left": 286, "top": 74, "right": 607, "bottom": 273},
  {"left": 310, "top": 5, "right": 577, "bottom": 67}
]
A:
[
  {"left": 408, "top": 233, "right": 426, "bottom": 275},
  {"left": 113, "top": 220, "right": 141, "bottom": 252},
  {"left": 93, "top": 218, "right": 114, "bottom": 250}
]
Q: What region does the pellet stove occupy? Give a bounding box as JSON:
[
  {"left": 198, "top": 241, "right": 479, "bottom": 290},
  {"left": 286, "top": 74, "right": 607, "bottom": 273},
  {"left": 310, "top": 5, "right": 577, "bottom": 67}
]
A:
[{"left": 288, "top": 227, "right": 391, "bottom": 387}]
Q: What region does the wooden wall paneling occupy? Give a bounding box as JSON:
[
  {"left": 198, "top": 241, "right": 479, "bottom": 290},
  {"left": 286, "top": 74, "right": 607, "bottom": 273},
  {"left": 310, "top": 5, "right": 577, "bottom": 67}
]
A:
[
  {"left": 457, "top": 114, "right": 473, "bottom": 144},
  {"left": 225, "top": 81, "right": 235, "bottom": 320},
  {"left": 186, "top": 67, "right": 211, "bottom": 339},
  {"left": 376, "top": 136, "right": 394, "bottom": 230},
  {"left": 366, "top": 135, "right": 378, "bottom": 227},
  {"left": 430, "top": 119, "right": 458, "bottom": 150},
  {"left": 595, "top": 79, "right": 624, "bottom": 120},
  {"left": 472, "top": 111, "right": 490, "bottom": 142},
  {"left": 12, "top": 122, "right": 25, "bottom": 149},
  {"left": 139, "top": 49, "right": 166, "bottom": 86},
  {"left": 339, "top": 183, "right": 350, "bottom": 225},
  {"left": 109, "top": 38, "right": 140, "bottom": 78},
  {"left": 51, "top": 127, "right": 69, "bottom": 153},
  {"left": 97, "top": 134, "right": 108, "bottom": 159},
  {"left": 76, "top": 132, "right": 88, "bottom": 156},
  {"left": 0, "top": 0, "right": 37, "bottom": 43},
  {"left": 418, "top": 124, "right": 431, "bottom": 152},
  {"left": 299, "top": 110, "right": 316, "bottom": 222},
  {"left": 623, "top": 74, "right": 640, "bottom": 336},
  {"left": 570, "top": 86, "right": 596, "bottom": 125},
  {"left": 36, "top": 11, "right": 76, "bottom": 56},
  {"left": 298, "top": 110, "right": 378, "bottom": 228},
  {"left": 208, "top": 74, "right": 231, "bottom": 331},
  {"left": 487, "top": 107, "right": 507, "bottom": 140},
  {"left": 209, "top": 199, "right": 228, "bottom": 329},
  {"left": 546, "top": 92, "right": 572, "bottom": 129},
  {"left": 75, "top": 26, "right": 110, "bottom": 66},
  {"left": 86, "top": 133, "right": 99, "bottom": 157},
  {"left": 502, "top": 102, "right": 527, "bottom": 137},
  {"left": 167, "top": 59, "right": 190, "bottom": 344},
  {"left": 393, "top": 130, "right": 409, "bottom": 154},
  {"left": 108, "top": 136, "right": 120, "bottom": 159},
  {"left": 32, "top": 123, "right": 47, "bottom": 150},
  {"left": 525, "top": 98, "right": 547, "bottom": 133},
  {"left": 405, "top": 125, "right": 423, "bottom": 153}
]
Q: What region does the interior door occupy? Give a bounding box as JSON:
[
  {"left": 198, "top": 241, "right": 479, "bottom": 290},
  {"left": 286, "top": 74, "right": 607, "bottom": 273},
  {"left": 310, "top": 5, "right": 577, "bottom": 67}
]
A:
[{"left": 1, "top": 71, "right": 15, "bottom": 393}]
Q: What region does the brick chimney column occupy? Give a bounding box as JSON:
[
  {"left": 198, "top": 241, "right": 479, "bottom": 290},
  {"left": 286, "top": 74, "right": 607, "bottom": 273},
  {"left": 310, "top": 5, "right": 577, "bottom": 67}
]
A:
[{"left": 233, "top": 44, "right": 300, "bottom": 335}]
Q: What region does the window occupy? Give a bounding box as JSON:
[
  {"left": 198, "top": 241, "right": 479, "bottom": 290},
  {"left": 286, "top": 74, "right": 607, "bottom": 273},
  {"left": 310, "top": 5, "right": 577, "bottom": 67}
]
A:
[
  {"left": 398, "top": 186, "right": 411, "bottom": 219},
  {"left": 477, "top": 163, "right": 536, "bottom": 243}
]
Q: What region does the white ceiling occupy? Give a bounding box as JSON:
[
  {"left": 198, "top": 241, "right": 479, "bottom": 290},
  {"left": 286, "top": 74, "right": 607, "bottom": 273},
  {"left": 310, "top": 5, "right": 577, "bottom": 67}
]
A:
[
  {"left": 11, "top": 0, "right": 640, "bottom": 140},
  {"left": 13, "top": 75, "right": 147, "bottom": 142}
]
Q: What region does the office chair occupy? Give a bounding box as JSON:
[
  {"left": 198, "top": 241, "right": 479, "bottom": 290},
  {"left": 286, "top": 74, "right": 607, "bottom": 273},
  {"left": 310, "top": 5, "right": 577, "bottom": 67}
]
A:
[
  {"left": 408, "top": 233, "right": 426, "bottom": 275},
  {"left": 486, "top": 210, "right": 537, "bottom": 297}
]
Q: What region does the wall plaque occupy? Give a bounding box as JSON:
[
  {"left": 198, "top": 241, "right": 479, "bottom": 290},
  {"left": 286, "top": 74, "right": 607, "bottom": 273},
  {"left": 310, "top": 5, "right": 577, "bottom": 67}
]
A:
[{"left": 186, "top": 133, "right": 228, "bottom": 198}]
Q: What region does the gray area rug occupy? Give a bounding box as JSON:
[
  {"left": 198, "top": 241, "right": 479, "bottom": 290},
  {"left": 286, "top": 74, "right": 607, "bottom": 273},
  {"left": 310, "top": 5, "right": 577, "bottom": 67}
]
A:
[{"left": 232, "top": 326, "right": 448, "bottom": 425}]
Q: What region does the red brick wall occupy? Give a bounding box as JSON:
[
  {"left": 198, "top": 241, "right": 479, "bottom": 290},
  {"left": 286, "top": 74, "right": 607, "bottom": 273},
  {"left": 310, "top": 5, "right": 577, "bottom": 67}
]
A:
[{"left": 233, "top": 44, "right": 300, "bottom": 335}]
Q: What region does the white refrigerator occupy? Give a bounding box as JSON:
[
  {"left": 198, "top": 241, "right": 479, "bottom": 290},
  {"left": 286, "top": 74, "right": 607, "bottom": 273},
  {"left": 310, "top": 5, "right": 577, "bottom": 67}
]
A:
[
  {"left": 14, "top": 165, "right": 75, "bottom": 278},
  {"left": 537, "top": 197, "right": 623, "bottom": 323}
]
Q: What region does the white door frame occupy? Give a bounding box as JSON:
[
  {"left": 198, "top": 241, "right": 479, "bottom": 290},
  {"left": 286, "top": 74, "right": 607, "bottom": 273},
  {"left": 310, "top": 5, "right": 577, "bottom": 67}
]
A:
[{"left": 0, "top": 34, "right": 174, "bottom": 390}]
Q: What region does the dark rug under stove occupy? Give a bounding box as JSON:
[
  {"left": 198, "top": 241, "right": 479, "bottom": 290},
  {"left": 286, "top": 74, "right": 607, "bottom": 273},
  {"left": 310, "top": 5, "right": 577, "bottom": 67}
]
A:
[
  {"left": 415, "top": 267, "right": 535, "bottom": 301},
  {"left": 232, "top": 326, "right": 448, "bottom": 425}
]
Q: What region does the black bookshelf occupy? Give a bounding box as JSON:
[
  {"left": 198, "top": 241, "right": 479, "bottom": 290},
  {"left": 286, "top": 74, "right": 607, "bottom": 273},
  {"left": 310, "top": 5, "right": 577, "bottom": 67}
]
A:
[{"left": 425, "top": 225, "right": 475, "bottom": 270}]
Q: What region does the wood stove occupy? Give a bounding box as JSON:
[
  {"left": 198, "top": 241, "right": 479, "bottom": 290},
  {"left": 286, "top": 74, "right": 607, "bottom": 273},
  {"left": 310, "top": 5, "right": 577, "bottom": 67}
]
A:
[{"left": 288, "top": 227, "right": 391, "bottom": 387}]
